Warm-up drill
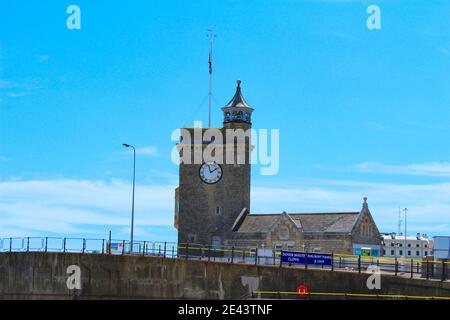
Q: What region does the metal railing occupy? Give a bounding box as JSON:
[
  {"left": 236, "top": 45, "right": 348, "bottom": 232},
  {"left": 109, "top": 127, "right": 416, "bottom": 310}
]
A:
[
  {"left": 1, "top": 237, "right": 448, "bottom": 281},
  {"left": 252, "top": 290, "right": 450, "bottom": 300}
]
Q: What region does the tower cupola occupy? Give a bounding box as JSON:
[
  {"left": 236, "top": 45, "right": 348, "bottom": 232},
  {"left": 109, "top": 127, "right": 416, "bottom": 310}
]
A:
[{"left": 222, "top": 80, "right": 254, "bottom": 125}]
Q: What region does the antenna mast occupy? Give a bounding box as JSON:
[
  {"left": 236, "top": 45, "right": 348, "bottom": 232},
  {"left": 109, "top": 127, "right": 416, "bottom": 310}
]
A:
[{"left": 207, "top": 28, "right": 215, "bottom": 128}]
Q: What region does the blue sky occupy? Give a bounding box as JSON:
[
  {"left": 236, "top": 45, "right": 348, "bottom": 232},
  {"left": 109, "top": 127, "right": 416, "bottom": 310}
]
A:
[{"left": 1, "top": 0, "right": 450, "bottom": 244}]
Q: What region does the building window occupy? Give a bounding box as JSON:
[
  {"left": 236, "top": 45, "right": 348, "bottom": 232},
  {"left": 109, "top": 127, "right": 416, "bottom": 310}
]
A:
[
  {"left": 287, "top": 244, "right": 295, "bottom": 251},
  {"left": 399, "top": 250, "right": 403, "bottom": 255},
  {"left": 399, "top": 244, "right": 403, "bottom": 247},
  {"left": 407, "top": 250, "right": 411, "bottom": 256},
  {"left": 214, "top": 206, "right": 221, "bottom": 215},
  {"left": 408, "top": 244, "right": 411, "bottom": 247},
  {"left": 424, "top": 251, "right": 428, "bottom": 256},
  {"left": 187, "top": 234, "right": 197, "bottom": 244},
  {"left": 274, "top": 244, "right": 283, "bottom": 252},
  {"left": 416, "top": 244, "right": 420, "bottom": 248},
  {"left": 390, "top": 250, "right": 394, "bottom": 255},
  {"left": 279, "top": 226, "right": 290, "bottom": 240},
  {"left": 390, "top": 243, "right": 395, "bottom": 247},
  {"left": 416, "top": 251, "right": 420, "bottom": 256},
  {"left": 211, "top": 236, "right": 222, "bottom": 249}
]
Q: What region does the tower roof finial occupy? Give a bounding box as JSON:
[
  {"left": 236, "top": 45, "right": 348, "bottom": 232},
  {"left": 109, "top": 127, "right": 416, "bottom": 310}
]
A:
[{"left": 222, "top": 80, "right": 251, "bottom": 109}]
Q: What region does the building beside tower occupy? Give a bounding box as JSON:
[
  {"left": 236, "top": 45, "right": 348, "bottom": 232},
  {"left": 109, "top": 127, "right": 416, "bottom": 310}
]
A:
[{"left": 174, "top": 81, "right": 382, "bottom": 255}]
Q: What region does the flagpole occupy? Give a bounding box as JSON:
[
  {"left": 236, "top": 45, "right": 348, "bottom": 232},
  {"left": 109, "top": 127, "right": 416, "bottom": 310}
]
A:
[{"left": 208, "top": 28, "right": 214, "bottom": 128}]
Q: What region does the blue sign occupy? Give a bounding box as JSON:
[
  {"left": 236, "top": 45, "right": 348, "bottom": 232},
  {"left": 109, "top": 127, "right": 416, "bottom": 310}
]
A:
[{"left": 281, "top": 251, "right": 332, "bottom": 266}]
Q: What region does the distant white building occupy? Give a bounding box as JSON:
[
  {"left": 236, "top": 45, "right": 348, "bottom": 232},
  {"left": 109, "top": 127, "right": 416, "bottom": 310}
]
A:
[{"left": 381, "top": 233, "right": 432, "bottom": 259}]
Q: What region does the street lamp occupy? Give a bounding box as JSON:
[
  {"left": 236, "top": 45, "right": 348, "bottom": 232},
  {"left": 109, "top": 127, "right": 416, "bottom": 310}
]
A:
[
  {"left": 403, "top": 208, "right": 408, "bottom": 258},
  {"left": 123, "top": 143, "right": 136, "bottom": 254}
]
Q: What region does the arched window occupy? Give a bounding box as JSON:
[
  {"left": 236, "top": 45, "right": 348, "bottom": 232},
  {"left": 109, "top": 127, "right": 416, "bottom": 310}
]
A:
[
  {"left": 279, "top": 226, "right": 290, "bottom": 240},
  {"left": 211, "top": 236, "right": 222, "bottom": 249}
]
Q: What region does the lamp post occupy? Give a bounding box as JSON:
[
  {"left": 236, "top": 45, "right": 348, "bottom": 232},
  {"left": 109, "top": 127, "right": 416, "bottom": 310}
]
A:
[
  {"left": 123, "top": 143, "right": 136, "bottom": 254},
  {"left": 403, "top": 208, "right": 408, "bottom": 258}
]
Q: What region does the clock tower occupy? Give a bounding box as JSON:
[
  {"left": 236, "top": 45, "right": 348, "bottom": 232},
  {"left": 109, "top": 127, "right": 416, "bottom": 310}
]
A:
[{"left": 174, "top": 80, "right": 254, "bottom": 249}]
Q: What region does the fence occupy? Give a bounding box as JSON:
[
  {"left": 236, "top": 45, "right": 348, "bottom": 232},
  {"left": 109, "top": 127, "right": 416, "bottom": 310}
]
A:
[
  {"left": 1, "top": 236, "right": 448, "bottom": 281},
  {"left": 251, "top": 290, "right": 450, "bottom": 300}
]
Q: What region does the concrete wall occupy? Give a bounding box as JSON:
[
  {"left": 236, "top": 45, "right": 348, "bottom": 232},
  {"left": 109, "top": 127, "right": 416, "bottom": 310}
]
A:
[{"left": 0, "top": 252, "right": 449, "bottom": 300}]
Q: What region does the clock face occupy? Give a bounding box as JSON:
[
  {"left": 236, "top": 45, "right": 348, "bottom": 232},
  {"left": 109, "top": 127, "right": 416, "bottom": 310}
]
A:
[{"left": 199, "top": 162, "right": 223, "bottom": 184}]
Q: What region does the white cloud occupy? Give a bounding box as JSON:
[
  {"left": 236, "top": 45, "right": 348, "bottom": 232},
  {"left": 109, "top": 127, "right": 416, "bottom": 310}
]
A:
[
  {"left": 5, "top": 92, "right": 30, "bottom": 98},
  {"left": 1, "top": 177, "right": 449, "bottom": 239},
  {"left": 0, "top": 79, "right": 17, "bottom": 89},
  {"left": 38, "top": 55, "right": 50, "bottom": 62},
  {"left": 252, "top": 179, "right": 450, "bottom": 236},
  {"left": 0, "top": 179, "right": 175, "bottom": 237},
  {"left": 135, "top": 146, "right": 158, "bottom": 156},
  {"left": 355, "top": 161, "right": 450, "bottom": 177}
]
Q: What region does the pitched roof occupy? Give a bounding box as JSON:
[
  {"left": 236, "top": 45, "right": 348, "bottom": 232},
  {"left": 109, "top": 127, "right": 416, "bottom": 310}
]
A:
[{"left": 236, "top": 212, "right": 361, "bottom": 234}]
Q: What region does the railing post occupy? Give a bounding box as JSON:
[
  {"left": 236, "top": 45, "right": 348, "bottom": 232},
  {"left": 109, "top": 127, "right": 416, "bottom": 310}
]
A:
[
  {"left": 9, "top": 237, "right": 12, "bottom": 252},
  {"left": 82, "top": 238, "right": 86, "bottom": 254},
  {"left": 63, "top": 238, "right": 66, "bottom": 253},
  {"left": 442, "top": 260, "right": 445, "bottom": 281},
  {"left": 331, "top": 252, "right": 334, "bottom": 271},
  {"left": 273, "top": 249, "right": 276, "bottom": 266},
  {"left": 27, "top": 237, "right": 30, "bottom": 252},
  {"left": 358, "top": 255, "right": 361, "bottom": 274},
  {"left": 172, "top": 245, "right": 175, "bottom": 258},
  {"left": 411, "top": 259, "right": 414, "bottom": 279},
  {"left": 185, "top": 243, "right": 189, "bottom": 260},
  {"left": 163, "top": 242, "right": 167, "bottom": 258},
  {"left": 255, "top": 248, "right": 258, "bottom": 265},
  {"left": 231, "top": 246, "right": 235, "bottom": 264},
  {"left": 208, "top": 246, "right": 211, "bottom": 262},
  {"left": 122, "top": 240, "right": 125, "bottom": 255},
  {"left": 108, "top": 231, "right": 112, "bottom": 255},
  {"left": 45, "top": 237, "right": 48, "bottom": 252},
  {"left": 279, "top": 250, "right": 283, "bottom": 267},
  {"left": 426, "top": 260, "right": 429, "bottom": 279},
  {"left": 339, "top": 257, "right": 342, "bottom": 269},
  {"left": 242, "top": 248, "right": 246, "bottom": 264},
  {"left": 305, "top": 251, "right": 308, "bottom": 270},
  {"left": 395, "top": 258, "right": 398, "bottom": 276},
  {"left": 101, "top": 239, "right": 105, "bottom": 254},
  {"left": 142, "top": 241, "right": 146, "bottom": 256}
]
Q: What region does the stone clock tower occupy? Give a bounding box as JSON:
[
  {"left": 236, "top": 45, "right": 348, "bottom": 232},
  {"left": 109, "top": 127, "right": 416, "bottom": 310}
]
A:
[{"left": 174, "top": 80, "right": 254, "bottom": 248}]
